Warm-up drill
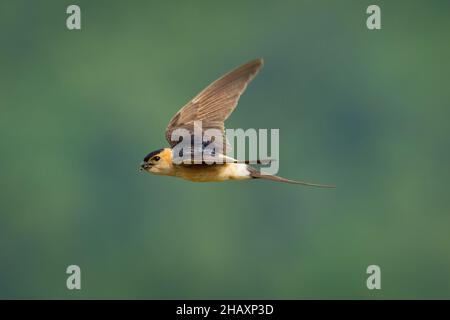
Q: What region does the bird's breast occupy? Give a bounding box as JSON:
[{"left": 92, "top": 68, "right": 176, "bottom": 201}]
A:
[{"left": 174, "top": 163, "right": 251, "bottom": 182}]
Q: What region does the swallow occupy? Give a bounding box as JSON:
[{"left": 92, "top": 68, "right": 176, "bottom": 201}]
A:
[{"left": 140, "top": 58, "right": 334, "bottom": 187}]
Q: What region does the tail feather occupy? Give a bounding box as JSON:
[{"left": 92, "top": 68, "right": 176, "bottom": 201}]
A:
[
  {"left": 249, "top": 167, "right": 335, "bottom": 188},
  {"left": 233, "top": 159, "right": 274, "bottom": 165}
]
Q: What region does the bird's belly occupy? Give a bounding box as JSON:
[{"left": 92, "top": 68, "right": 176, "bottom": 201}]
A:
[{"left": 175, "top": 163, "right": 251, "bottom": 182}]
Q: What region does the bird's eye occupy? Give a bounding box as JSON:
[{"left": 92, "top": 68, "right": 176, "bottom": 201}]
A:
[{"left": 153, "top": 156, "right": 160, "bottom": 161}]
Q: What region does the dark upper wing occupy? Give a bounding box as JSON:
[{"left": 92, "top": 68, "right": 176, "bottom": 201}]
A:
[{"left": 165, "top": 58, "right": 263, "bottom": 147}]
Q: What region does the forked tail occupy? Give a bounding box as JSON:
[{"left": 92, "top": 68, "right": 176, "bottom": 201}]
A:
[{"left": 248, "top": 167, "right": 335, "bottom": 188}]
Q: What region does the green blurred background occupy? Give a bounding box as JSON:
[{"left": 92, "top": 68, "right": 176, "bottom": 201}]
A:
[{"left": 1, "top": 0, "right": 449, "bottom": 299}]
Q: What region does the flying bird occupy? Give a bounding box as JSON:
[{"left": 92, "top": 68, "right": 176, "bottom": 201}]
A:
[{"left": 140, "top": 58, "right": 334, "bottom": 187}]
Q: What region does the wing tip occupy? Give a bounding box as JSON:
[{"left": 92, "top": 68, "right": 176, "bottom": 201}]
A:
[
  {"left": 243, "top": 58, "right": 264, "bottom": 70},
  {"left": 253, "top": 57, "right": 264, "bottom": 67},
  {"left": 242, "top": 58, "right": 264, "bottom": 78}
]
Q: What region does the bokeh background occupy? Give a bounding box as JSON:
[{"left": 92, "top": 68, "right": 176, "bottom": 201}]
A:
[{"left": 1, "top": 0, "right": 449, "bottom": 299}]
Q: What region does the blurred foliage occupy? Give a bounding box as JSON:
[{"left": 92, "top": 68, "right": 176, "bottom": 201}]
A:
[{"left": 1, "top": 0, "right": 449, "bottom": 299}]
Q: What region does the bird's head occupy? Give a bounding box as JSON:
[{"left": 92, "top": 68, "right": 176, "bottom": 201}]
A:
[{"left": 140, "top": 148, "right": 173, "bottom": 175}]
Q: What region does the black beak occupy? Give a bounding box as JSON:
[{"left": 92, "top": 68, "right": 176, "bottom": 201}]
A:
[{"left": 140, "top": 162, "right": 150, "bottom": 171}]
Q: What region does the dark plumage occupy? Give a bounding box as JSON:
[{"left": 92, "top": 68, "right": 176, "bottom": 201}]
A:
[{"left": 143, "top": 148, "right": 163, "bottom": 162}]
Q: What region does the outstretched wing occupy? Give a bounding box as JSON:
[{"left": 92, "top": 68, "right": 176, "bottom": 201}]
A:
[{"left": 165, "top": 58, "right": 263, "bottom": 151}]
